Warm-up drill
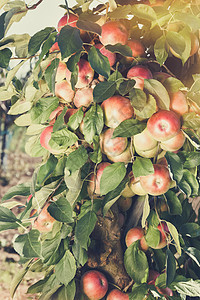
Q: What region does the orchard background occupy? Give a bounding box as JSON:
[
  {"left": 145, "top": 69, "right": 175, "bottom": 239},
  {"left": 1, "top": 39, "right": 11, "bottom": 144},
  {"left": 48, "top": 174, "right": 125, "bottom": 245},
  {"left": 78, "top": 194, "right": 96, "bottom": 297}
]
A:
[{"left": 0, "top": 0, "right": 200, "bottom": 299}]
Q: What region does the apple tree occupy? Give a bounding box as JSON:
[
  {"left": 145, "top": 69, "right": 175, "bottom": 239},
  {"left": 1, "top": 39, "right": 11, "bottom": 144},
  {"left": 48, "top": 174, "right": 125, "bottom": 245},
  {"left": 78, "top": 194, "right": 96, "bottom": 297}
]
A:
[{"left": 0, "top": 0, "right": 200, "bottom": 299}]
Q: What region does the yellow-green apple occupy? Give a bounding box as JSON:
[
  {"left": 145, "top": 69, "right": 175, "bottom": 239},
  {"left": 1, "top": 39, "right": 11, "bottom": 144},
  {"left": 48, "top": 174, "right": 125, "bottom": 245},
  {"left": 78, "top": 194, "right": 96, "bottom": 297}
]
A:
[
  {"left": 125, "top": 227, "right": 149, "bottom": 251},
  {"left": 100, "top": 128, "right": 128, "bottom": 157},
  {"left": 160, "top": 130, "right": 185, "bottom": 152},
  {"left": 127, "top": 65, "right": 153, "bottom": 89},
  {"left": 106, "top": 142, "right": 133, "bottom": 163},
  {"left": 87, "top": 162, "right": 111, "bottom": 197},
  {"left": 147, "top": 110, "right": 181, "bottom": 141},
  {"left": 33, "top": 203, "right": 55, "bottom": 233},
  {"left": 140, "top": 164, "right": 171, "bottom": 196},
  {"left": 57, "top": 13, "right": 79, "bottom": 32},
  {"left": 101, "top": 95, "right": 134, "bottom": 128},
  {"left": 65, "top": 58, "right": 94, "bottom": 89},
  {"left": 121, "top": 182, "right": 135, "bottom": 198},
  {"left": 81, "top": 270, "right": 108, "bottom": 300},
  {"left": 55, "top": 61, "right": 67, "bottom": 83},
  {"left": 55, "top": 80, "right": 75, "bottom": 103},
  {"left": 95, "top": 43, "right": 117, "bottom": 66},
  {"left": 117, "top": 196, "right": 132, "bottom": 212},
  {"left": 107, "top": 289, "right": 129, "bottom": 300},
  {"left": 135, "top": 146, "right": 159, "bottom": 159},
  {"left": 73, "top": 87, "right": 93, "bottom": 109},
  {"left": 169, "top": 91, "right": 188, "bottom": 116},
  {"left": 100, "top": 20, "right": 128, "bottom": 46},
  {"left": 129, "top": 175, "right": 147, "bottom": 196},
  {"left": 134, "top": 127, "right": 158, "bottom": 152},
  {"left": 124, "top": 39, "right": 145, "bottom": 63}
]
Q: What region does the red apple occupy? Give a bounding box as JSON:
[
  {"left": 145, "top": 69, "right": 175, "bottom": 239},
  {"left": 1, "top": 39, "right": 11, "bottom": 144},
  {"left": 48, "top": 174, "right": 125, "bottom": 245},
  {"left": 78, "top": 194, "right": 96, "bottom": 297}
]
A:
[
  {"left": 106, "top": 142, "right": 133, "bottom": 164},
  {"left": 125, "top": 227, "right": 149, "bottom": 251},
  {"left": 140, "top": 164, "right": 171, "bottom": 196},
  {"left": 49, "top": 41, "right": 60, "bottom": 53},
  {"left": 117, "top": 196, "right": 132, "bottom": 212},
  {"left": 64, "top": 108, "right": 78, "bottom": 124},
  {"left": 101, "top": 95, "right": 134, "bottom": 128},
  {"left": 87, "top": 162, "right": 111, "bottom": 197},
  {"left": 160, "top": 130, "right": 185, "bottom": 152},
  {"left": 100, "top": 128, "right": 128, "bottom": 157},
  {"left": 127, "top": 65, "right": 153, "bottom": 90},
  {"left": 65, "top": 58, "right": 94, "bottom": 89},
  {"left": 40, "top": 126, "right": 55, "bottom": 153},
  {"left": 33, "top": 203, "right": 55, "bottom": 233},
  {"left": 55, "top": 80, "right": 75, "bottom": 103},
  {"left": 95, "top": 43, "right": 117, "bottom": 66},
  {"left": 81, "top": 270, "right": 108, "bottom": 300},
  {"left": 147, "top": 110, "right": 181, "bottom": 142},
  {"left": 100, "top": 21, "right": 128, "bottom": 46},
  {"left": 107, "top": 289, "right": 129, "bottom": 300},
  {"left": 57, "top": 13, "right": 79, "bottom": 32},
  {"left": 49, "top": 106, "right": 63, "bottom": 125},
  {"left": 155, "top": 221, "right": 169, "bottom": 249},
  {"left": 125, "top": 39, "right": 145, "bottom": 63},
  {"left": 148, "top": 269, "right": 160, "bottom": 285},
  {"left": 73, "top": 87, "right": 93, "bottom": 109},
  {"left": 169, "top": 91, "right": 188, "bottom": 116},
  {"left": 190, "top": 33, "right": 199, "bottom": 56}
]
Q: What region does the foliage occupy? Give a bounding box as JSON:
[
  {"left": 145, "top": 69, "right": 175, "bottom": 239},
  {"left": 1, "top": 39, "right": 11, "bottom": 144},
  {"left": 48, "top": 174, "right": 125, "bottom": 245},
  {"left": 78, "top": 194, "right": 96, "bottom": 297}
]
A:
[{"left": 0, "top": 0, "right": 200, "bottom": 299}]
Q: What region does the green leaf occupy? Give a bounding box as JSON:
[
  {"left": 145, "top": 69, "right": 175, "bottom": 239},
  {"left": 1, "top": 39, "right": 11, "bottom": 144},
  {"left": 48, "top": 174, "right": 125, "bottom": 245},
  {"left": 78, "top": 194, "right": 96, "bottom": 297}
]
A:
[
  {"left": 187, "top": 78, "right": 200, "bottom": 107},
  {"left": 180, "top": 223, "right": 200, "bottom": 238},
  {"left": 0, "top": 206, "right": 19, "bottom": 222},
  {"left": 165, "top": 151, "right": 183, "bottom": 183},
  {"left": 93, "top": 81, "right": 116, "bottom": 103},
  {"left": 10, "top": 260, "right": 31, "bottom": 298},
  {"left": 28, "top": 27, "right": 55, "bottom": 55},
  {"left": 55, "top": 250, "right": 76, "bottom": 286},
  {"left": 118, "top": 79, "right": 136, "bottom": 96},
  {"left": 105, "top": 43, "right": 132, "bottom": 57},
  {"left": 42, "top": 232, "right": 62, "bottom": 264},
  {"left": 0, "top": 12, "right": 7, "bottom": 40},
  {"left": 141, "top": 195, "right": 150, "bottom": 228},
  {"left": 72, "top": 239, "right": 88, "bottom": 266},
  {"left": 48, "top": 197, "right": 73, "bottom": 223},
  {"left": 132, "top": 157, "right": 154, "bottom": 177},
  {"left": 134, "top": 94, "right": 157, "bottom": 120},
  {"left": 49, "top": 127, "right": 78, "bottom": 151},
  {"left": 89, "top": 135, "right": 102, "bottom": 164},
  {"left": 166, "top": 249, "right": 176, "bottom": 286},
  {"left": 67, "top": 108, "right": 84, "bottom": 131},
  {"left": 183, "top": 112, "right": 200, "bottom": 131},
  {"left": 129, "top": 284, "right": 149, "bottom": 300},
  {"left": 113, "top": 119, "right": 146, "bottom": 138},
  {"left": 144, "top": 79, "right": 170, "bottom": 110},
  {"left": 163, "top": 77, "right": 185, "bottom": 93},
  {"left": 183, "top": 152, "right": 200, "bottom": 169},
  {"left": 88, "top": 46, "right": 110, "bottom": 79},
  {"left": 124, "top": 241, "right": 149, "bottom": 283},
  {"left": 0, "top": 48, "right": 12, "bottom": 68},
  {"left": 179, "top": 169, "right": 199, "bottom": 197},
  {"left": 64, "top": 169, "right": 82, "bottom": 207},
  {"left": 0, "top": 221, "right": 20, "bottom": 231},
  {"left": 174, "top": 12, "right": 200, "bottom": 32},
  {"left": 14, "top": 230, "right": 41, "bottom": 258},
  {"left": 75, "top": 210, "right": 97, "bottom": 250},
  {"left": 185, "top": 247, "right": 200, "bottom": 267},
  {"left": 132, "top": 4, "right": 156, "bottom": 21},
  {"left": 173, "top": 279, "right": 200, "bottom": 297},
  {"left": 164, "top": 190, "right": 182, "bottom": 215},
  {"left": 145, "top": 226, "right": 160, "bottom": 248},
  {"left": 66, "top": 50, "right": 81, "bottom": 72},
  {"left": 166, "top": 31, "right": 186, "bottom": 59},
  {"left": 154, "top": 35, "right": 168, "bottom": 66},
  {"left": 166, "top": 221, "right": 181, "bottom": 255},
  {"left": 76, "top": 19, "right": 101, "bottom": 35},
  {"left": 1, "top": 182, "right": 31, "bottom": 201},
  {"left": 30, "top": 97, "right": 59, "bottom": 124},
  {"left": 44, "top": 57, "right": 59, "bottom": 92},
  {"left": 35, "top": 31, "right": 57, "bottom": 68},
  {"left": 58, "top": 26, "right": 83, "bottom": 60},
  {"left": 100, "top": 162, "right": 126, "bottom": 195},
  {"left": 37, "top": 156, "right": 58, "bottom": 185},
  {"left": 65, "top": 146, "right": 88, "bottom": 173},
  {"left": 82, "top": 104, "right": 104, "bottom": 144},
  {"left": 54, "top": 281, "right": 76, "bottom": 300},
  {"left": 129, "top": 88, "right": 147, "bottom": 111}
]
